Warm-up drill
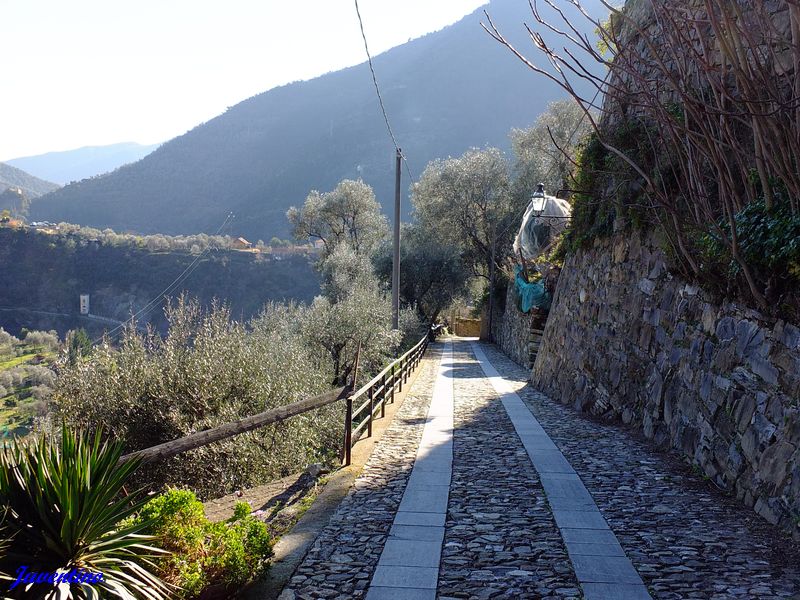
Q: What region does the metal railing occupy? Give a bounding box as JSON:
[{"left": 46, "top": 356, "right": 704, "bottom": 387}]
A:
[{"left": 119, "top": 332, "right": 430, "bottom": 468}]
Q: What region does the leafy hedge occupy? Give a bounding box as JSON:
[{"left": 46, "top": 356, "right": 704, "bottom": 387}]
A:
[{"left": 131, "top": 489, "right": 273, "bottom": 598}]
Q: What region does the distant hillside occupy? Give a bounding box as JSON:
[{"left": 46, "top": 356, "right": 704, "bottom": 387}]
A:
[
  {"left": 7, "top": 142, "right": 159, "bottom": 185},
  {"left": 0, "top": 163, "right": 59, "bottom": 199},
  {"left": 31, "top": 0, "right": 604, "bottom": 240},
  {"left": 0, "top": 227, "right": 320, "bottom": 339}
]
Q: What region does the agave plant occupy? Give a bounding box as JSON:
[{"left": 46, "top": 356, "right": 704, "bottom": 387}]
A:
[{"left": 0, "top": 428, "right": 172, "bottom": 599}]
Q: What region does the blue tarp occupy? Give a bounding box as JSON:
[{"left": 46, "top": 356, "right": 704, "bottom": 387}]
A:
[{"left": 514, "top": 266, "right": 551, "bottom": 313}]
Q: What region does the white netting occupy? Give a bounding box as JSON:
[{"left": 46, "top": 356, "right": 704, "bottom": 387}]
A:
[{"left": 513, "top": 194, "right": 572, "bottom": 260}]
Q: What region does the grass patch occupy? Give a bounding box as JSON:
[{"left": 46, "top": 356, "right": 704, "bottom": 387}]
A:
[{"left": 0, "top": 352, "right": 38, "bottom": 371}]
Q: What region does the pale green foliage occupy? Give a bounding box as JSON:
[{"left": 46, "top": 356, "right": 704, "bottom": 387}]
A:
[
  {"left": 287, "top": 179, "right": 389, "bottom": 259},
  {"left": 510, "top": 99, "right": 590, "bottom": 199},
  {"left": 52, "top": 222, "right": 241, "bottom": 255},
  {"left": 23, "top": 330, "right": 58, "bottom": 352},
  {"left": 0, "top": 328, "right": 19, "bottom": 347},
  {"left": 26, "top": 365, "right": 55, "bottom": 387},
  {"left": 412, "top": 147, "right": 517, "bottom": 280},
  {"left": 53, "top": 297, "right": 339, "bottom": 498},
  {"left": 375, "top": 225, "right": 472, "bottom": 321},
  {"left": 303, "top": 244, "right": 422, "bottom": 384},
  {"left": 319, "top": 244, "right": 377, "bottom": 303}
]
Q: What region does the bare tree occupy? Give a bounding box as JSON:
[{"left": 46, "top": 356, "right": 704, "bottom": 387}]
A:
[{"left": 483, "top": 0, "right": 800, "bottom": 309}]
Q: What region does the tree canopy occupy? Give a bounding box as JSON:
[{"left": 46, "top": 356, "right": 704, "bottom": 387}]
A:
[{"left": 287, "top": 179, "right": 388, "bottom": 260}]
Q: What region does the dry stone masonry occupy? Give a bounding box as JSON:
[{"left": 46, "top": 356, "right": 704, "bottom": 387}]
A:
[
  {"left": 485, "top": 343, "right": 800, "bottom": 599},
  {"left": 532, "top": 230, "right": 800, "bottom": 537},
  {"left": 492, "top": 286, "right": 544, "bottom": 369}
]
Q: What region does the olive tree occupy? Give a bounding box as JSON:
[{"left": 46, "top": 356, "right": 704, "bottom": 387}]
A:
[
  {"left": 412, "top": 148, "right": 520, "bottom": 336},
  {"left": 53, "top": 297, "right": 337, "bottom": 498},
  {"left": 287, "top": 179, "right": 389, "bottom": 259},
  {"left": 511, "top": 99, "right": 591, "bottom": 199},
  {"left": 302, "top": 244, "right": 420, "bottom": 385},
  {"left": 0, "top": 328, "right": 19, "bottom": 346},
  {"left": 24, "top": 330, "right": 59, "bottom": 353},
  {"left": 375, "top": 224, "right": 471, "bottom": 322}
]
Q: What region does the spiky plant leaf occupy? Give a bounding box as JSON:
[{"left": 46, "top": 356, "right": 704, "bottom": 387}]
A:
[{"left": 0, "top": 427, "right": 173, "bottom": 599}]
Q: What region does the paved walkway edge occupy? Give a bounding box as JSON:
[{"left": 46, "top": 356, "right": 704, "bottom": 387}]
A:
[
  {"left": 366, "top": 341, "right": 454, "bottom": 600},
  {"left": 471, "top": 342, "right": 653, "bottom": 600},
  {"left": 250, "top": 343, "right": 438, "bottom": 600}
]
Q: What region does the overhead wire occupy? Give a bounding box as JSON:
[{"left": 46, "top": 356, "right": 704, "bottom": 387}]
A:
[
  {"left": 91, "top": 212, "right": 234, "bottom": 346},
  {"left": 353, "top": 0, "right": 416, "bottom": 185}
]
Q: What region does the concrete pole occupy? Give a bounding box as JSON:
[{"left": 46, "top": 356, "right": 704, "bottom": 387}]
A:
[
  {"left": 487, "top": 228, "right": 496, "bottom": 342},
  {"left": 392, "top": 148, "right": 401, "bottom": 330}
]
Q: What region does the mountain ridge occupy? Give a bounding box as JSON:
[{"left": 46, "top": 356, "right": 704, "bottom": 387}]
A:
[
  {"left": 7, "top": 142, "right": 160, "bottom": 185},
  {"left": 0, "top": 163, "right": 60, "bottom": 217},
  {"left": 30, "top": 0, "right": 604, "bottom": 240}
]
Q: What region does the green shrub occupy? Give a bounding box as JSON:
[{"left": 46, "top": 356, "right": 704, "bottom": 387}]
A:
[
  {"left": 697, "top": 198, "right": 800, "bottom": 314},
  {"left": 53, "top": 298, "right": 339, "bottom": 499},
  {"left": 0, "top": 427, "right": 169, "bottom": 599},
  {"left": 132, "top": 489, "right": 273, "bottom": 599},
  {"left": 699, "top": 198, "right": 800, "bottom": 279}
]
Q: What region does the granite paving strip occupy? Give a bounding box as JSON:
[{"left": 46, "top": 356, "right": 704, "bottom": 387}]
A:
[
  {"left": 479, "top": 342, "right": 800, "bottom": 600},
  {"left": 367, "top": 341, "right": 454, "bottom": 600},
  {"left": 471, "top": 341, "right": 652, "bottom": 600},
  {"left": 283, "top": 344, "right": 443, "bottom": 600},
  {"left": 438, "top": 340, "right": 580, "bottom": 599}
]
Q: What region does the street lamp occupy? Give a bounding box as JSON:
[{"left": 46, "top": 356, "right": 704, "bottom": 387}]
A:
[{"left": 531, "top": 183, "right": 547, "bottom": 214}]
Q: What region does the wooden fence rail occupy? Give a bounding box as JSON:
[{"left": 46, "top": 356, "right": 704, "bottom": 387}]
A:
[
  {"left": 119, "top": 387, "right": 348, "bottom": 465},
  {"left": 342, "top": 332, "right": 429, "bottom": 465},
  {"left": 118, "top": 331, "right": 430, "bottom": 468}
]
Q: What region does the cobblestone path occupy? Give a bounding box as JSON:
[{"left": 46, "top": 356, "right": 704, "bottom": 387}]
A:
[
  {"left": 438, "top": 342, "right": 580, "bottom": 599},
  {"left": 480, "top": 342, "right": 800, "bottom": 600},
  {"left": 286, "top": 344, "right": 443, "bottom": 599},
  {"left": 282, "top": 339, "right": 800, "bottom": 600}
]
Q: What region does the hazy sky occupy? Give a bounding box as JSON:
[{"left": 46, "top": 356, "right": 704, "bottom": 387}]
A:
[{"left": 1, "top": 0, "right": 487, "bottom": 161}]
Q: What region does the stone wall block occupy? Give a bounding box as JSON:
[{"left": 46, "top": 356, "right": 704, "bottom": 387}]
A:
[
  {"left": 702, "top": 303, "right": 718, "bottom": 333},
  {"left": 736, "top": 320, "right": 764, "bottom": 358},
  {"left": 713, "top": 407, "right": 735, "bottom": 442},
  {"left": 748, "top": 356, "right": 779, "bottom": 387},
  {"left": 731, "top": 393, "right": 756, "bottom": 435},
  {"left": 754, "top": 496, "right": 783, "bottom": 525},
  {"left": 774, "top": 351, "right": 800, "bottom": 399},
  {"left": 779, "top": 322, "right": 800, "bottom": 350},
  {"left": 756, "top": 440, "right": 796, "bottom": 493},
  {"left": 716, "top": 316, "right": 736, "bottom": 343},
  {"left": 523, "top": 227, "right": 800, "bottom": 535},
  {"left": 782, "top": 408, "right": 800, "bottom": 447}
]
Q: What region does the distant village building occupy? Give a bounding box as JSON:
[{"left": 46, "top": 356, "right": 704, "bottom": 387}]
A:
[
  {"left": 232, "top": 237, "right": 253, "bottom": 250},
  {"left": 79, "top": 294, "right": 90, "bottom": 315}
]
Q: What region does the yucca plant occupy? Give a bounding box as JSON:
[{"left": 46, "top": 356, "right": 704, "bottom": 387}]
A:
[{"left": 0, "top": 428, "right": 172, "bottom": 599}]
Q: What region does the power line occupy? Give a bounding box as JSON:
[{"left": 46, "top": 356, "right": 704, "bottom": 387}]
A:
[
  {"left": 353, "top": 0, "right": 416, "bottom": 184},
  {"left": 91, "top": 212, "right": 234, "bottom": 346},
  {"left": 354, "top": 0, "right": 398, "bottom": 150}
]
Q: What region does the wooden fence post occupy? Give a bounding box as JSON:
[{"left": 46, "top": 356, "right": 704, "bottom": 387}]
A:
[
  {"left": 390, "top": 363, "right": 396, "bottom": 404},
  {"left": 367, "top": 386, "right": 374, "bottom": 438},
  {"left": 380, "top": 373, "right": 386, "bottom": 418},
  {"left": 343, "top": 395, "right": 353, "bottom": 466}
]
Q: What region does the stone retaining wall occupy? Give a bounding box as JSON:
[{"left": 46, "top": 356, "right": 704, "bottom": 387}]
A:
[
  {"left": 530, "top": 230, "right": 800, "bottom": 537},
  {"left": 491, "top": 285, "right": 536, "bottom": 368}
]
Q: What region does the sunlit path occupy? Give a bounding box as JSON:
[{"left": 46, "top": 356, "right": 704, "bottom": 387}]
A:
[
  {"left": 281, "top": 338, "right": 800, "bottom": 600},
  {"left": 366, "top": 341, "right": 453, "bottom": 599}
]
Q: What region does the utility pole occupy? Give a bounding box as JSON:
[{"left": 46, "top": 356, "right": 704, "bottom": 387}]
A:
[
  {"left": 487, "top": 227, "right": 496, "bottom": 342},
  {"left": 392, "top": 148, "right": 401, "bottom": 330}
]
